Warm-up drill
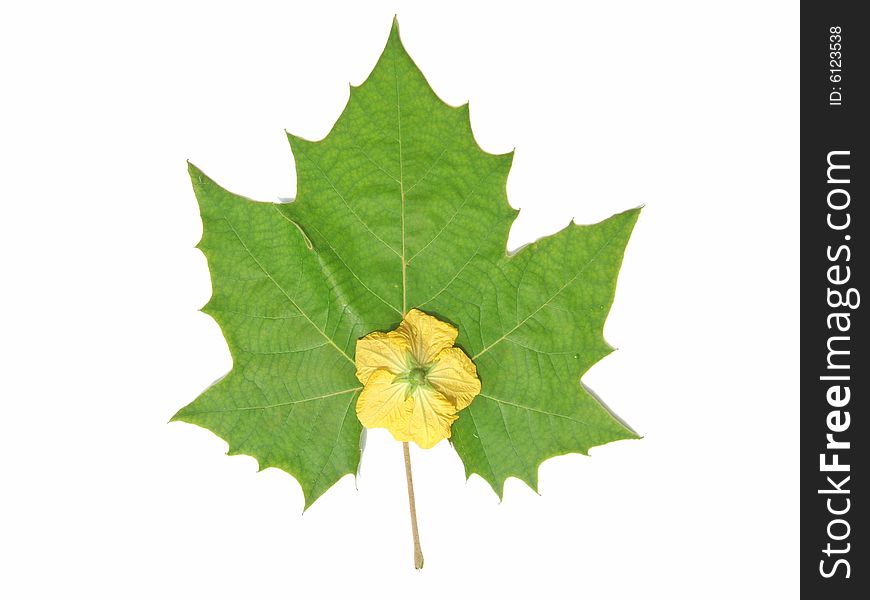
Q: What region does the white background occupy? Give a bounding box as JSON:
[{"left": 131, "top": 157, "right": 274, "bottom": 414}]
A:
[{"left": 0, "top": 1, "right": 799, "bottom": 598}]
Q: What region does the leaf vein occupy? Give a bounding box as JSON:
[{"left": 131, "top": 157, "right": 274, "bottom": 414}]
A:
[
  {"left": 294, "top": 144, "right": 401, "bottom": 257},
  {"left": 479, "top": 393, "right": 589, "bottom": 427},
  {"left": 472, "top": 234, "right": 618, "bottom": 360},
  {"left": 222, "top": 217, "right": 355, "bottom": 365},
  {"left": 183, "top": 386, "right": 363, "bottom": 415}
]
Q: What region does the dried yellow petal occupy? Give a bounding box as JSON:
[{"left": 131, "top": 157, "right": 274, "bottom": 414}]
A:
[
  {"left": 355, "top": 369, "right": 414, "bottom": 435},
  {"left": 403, "top": 387, "right": 457, "bottom": 449},
  {"left": 427, "top": 347, "right": 481, "bottom": 410},
  {"left": 355, "top": 331, "right": 410, "bottom": 384},
  {"left": 396, "top": 308, "right": 458, "bottom": 365}
]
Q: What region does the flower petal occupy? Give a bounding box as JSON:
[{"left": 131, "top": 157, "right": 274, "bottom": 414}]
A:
[
  {"left": 427, "top": 347, "right": 481, "bottom": 410},
  {"left": 405, "top": 386, "right": 458, "bottom": 449},
  {"left": 355, "top": 331, "right": 410, "bottom": 384},
  {"left": 355, "top": 369, "right": 413, "bottom": 433},
  {"left": 397, "top": 308, "right": 458, "bottom": 365}
]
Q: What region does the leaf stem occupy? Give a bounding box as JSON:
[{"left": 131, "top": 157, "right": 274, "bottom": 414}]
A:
[{"left": 402, "top": 442, "right": 424, "bottom": 569}]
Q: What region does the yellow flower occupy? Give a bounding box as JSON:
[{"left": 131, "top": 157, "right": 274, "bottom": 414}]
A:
[{"left": 354, "top": 309, "right": 481, "bottom": 449}]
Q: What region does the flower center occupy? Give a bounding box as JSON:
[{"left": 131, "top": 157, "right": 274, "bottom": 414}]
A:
[{"left": 408, "top": 366, "right": 429, "bottom": 387}]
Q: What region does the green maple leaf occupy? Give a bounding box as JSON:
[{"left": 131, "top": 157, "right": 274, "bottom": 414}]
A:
[{"left": 173, "top": 19, "right": 640, "bottom": 507}]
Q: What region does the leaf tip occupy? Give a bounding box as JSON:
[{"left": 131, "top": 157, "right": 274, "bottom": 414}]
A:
[
  {"left": 623, "top": 204, "right": 644, "bottom": 221},
  {"left": 185, "top": 161, "right": 217, "bottom": 202},
  {"left": 523, "top": 472, "right": 541, "bottom": 495},
  {"left": 301, "top": 494, "right": 317, "bottom": 514},
  {"left": 386, "top": 15, "right": 408, "bottom": 56},
  {"left": 186, "top": 159, "right": 203, "bottom": 179},
  {"left": 285, "top": 129, "right": 309, "bottom": 151},
  {"left": 168, "top": 407, "right": 186, "bottom": 424}
]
